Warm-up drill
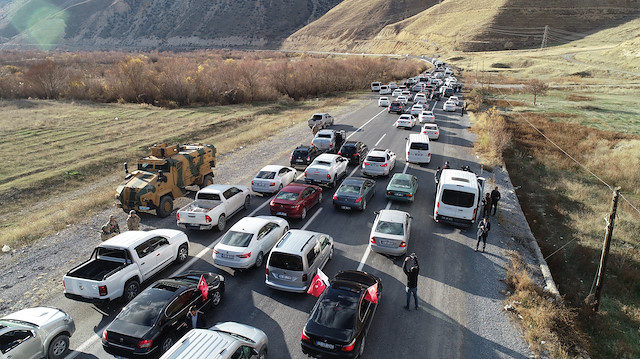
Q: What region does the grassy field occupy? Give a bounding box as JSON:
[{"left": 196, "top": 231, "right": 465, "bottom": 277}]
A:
[{"left": 0, "top": 95, "right": 360, "bottom": 248}]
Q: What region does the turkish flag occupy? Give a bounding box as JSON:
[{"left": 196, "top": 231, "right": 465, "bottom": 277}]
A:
[
  {"left": 364, "top": 283, "right": 378, "bottom": 304},
  {"left": 307, "top": 269, "right": 329, "bottom": 297},
  {"left": 198, "top": 275, "right": 208, "bottom": 300}
]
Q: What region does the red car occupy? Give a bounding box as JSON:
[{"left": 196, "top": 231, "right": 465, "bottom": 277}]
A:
[{"left": 270, "top": 183, "right": 323, "bottom": 219}]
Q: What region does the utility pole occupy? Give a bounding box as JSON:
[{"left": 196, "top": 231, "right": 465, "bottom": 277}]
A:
[
  {"left": 541, "top": 25, "right": 549, "bottom": 49},
  {"left": 592, "top": 188, "right": 621, "bottom": 312}
]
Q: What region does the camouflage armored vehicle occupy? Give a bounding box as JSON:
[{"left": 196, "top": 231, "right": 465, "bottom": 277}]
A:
[{"left": 115, "top": 143, "right": 216, "bottom": 217}]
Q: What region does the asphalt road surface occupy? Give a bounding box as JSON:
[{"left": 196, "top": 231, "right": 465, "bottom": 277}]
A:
[{"left": 56, "top": 93, "right": 532, "bottom": 359}]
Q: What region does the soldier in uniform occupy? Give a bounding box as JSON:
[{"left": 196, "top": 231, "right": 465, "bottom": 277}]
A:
[
  {"left": 100, "top": 215, "right": 120, "bottom": 241},
  {"left": 127, "top": 210, "right": 141, "bottom": 231},
  {"left": 311, "top": 123, "right": 320, "bottom": 136}
]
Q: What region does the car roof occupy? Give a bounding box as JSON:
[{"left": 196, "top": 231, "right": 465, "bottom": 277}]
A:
[
  {"left": 229, "top": 216, "right": 272, "bottom": 233},
  {"left": 369, "top": 148, "right": 389, "bottom": 155},
  {"left": 101, "top": 229, "right": 181, "bottom": 248},
  {"left": 259, "top": 165, "right": 285, "bottom": 172},
  {"left": 342, "top": 177, "right": 369, "bottom": 185},
  {"left": 423, "top": 123, "right": 438, "bottom": 128},
  {"left": 280, "top": 183, "right": 309, "bottom": 194},
  {"left": 377, "top": 209, "right": 410, "bottom": 222},
  {"left": 316, "top": 153, "right": 340, "bottom": 161},
  {"left": 317, "top": 129, "right": 333, "bottom": 135},
  {"left": 273, "top": 229, "right": 323, "bottom": 253},
  {"left": 390, "top": 173, "right": 415, "bottom": 181},
  {"left": 342, "top": 141, "right": 359, "bottom": 146},
  {"left": 200, "top": 184, "right": 235, "bottom": 192}
]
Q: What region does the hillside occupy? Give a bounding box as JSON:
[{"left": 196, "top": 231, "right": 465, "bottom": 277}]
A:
[
  {"left": 0, "top": 0, "right": 342, "bottom": 50},
  {"left": 282, "top": 0, "right": 640, "bottom": 53}
]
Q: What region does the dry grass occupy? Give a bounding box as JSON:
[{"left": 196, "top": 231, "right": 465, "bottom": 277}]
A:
[{"left": 469, "top": 107, "right": 511, "bottom": 167}]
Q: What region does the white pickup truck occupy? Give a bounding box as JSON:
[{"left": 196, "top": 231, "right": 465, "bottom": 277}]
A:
[
  {"left": 176, "top": 184, "right": 250, "bottom": 231},
  {"left": 63, "top": 229, "right": 189, "bottom": 302},
  {"left": 304, "top": 153, "right": 349, "bottom": 187},
  {"left": 308, "top": 113, "right": 334, "bottom": 129}
]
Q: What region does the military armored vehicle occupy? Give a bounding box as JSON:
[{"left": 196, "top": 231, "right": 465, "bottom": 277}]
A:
[{"left": 115, "top": 143, "right": 216, "bottom": 217}]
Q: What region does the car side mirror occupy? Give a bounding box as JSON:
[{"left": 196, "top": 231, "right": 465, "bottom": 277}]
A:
[{"left": 374, "top": 211, "right": 379, "bottom": 215}]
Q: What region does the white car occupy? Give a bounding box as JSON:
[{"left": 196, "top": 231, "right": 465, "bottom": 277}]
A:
[
  {"left": 413, "top": 93, "right": 427, "bottom": 103},
  {"left": 443, "top": 101, "right": 456, "bottom": 112},
  {"left": 369, "top": 209, "right": 412, "bottom": 256},
  {"left": 392, "top": 89, "right": 403, "bottom": 97},
  {"left": 304, "top": 153, "right": 348, "bottom": 187},
  {"left": 409, "top": 104, "right": 425, "bottom": 116},
  {"left": 251, "top": 165, "right": 296, "bottom": 194},
  {"left": 418, "top": 110, "right": 436, "bottom": 123},
  {"left": 396, "top": 95, "right": 408, "bottom": 105},
  {"left": 378, "top": 96, "right": 390, "bottom": 107},
  {"left": 362, "top": 148, "right": 396, "bottom": 177},
  {"left": 389, "top": 82, "right": 398, "bottom": 90},
  {"left": 213, "top": 216, "right": 290, "bottom": 269},
  {"left": 401, "top": 90, "right": 412, "bottom": 98},
  {"left": 394, "top": 114, "right": 416, "bottom": 129},
  {"left": 449, "top": 95, "right": 460, "bottom": 105},
  {"left": 421, "top": 123, "right": 440, "bottom": 140}
]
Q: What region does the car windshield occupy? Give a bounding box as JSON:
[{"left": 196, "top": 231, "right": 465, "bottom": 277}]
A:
[
  {"left": 293, "top": 149, "right": 309, "bottom": 156},
  {"left": 275, "top": 191, "right": 299, "bottom": 201},
  {"left": 311, "top": 289, "right": 358, "bottom": 330},
  {"left": 116, "top": 288, "right": 171, "bottom": 327},
  {"left": 256, "top": 171, "right": 275, "bottom": 179},
  {"left": 390, "top": 179, "right": 412, "bottom": 189},
  {"left": 339, "top": 184, "right": 361, "bottom": 194},
  {"left": 375, "top": 220, "right": 404, "bottom": 235},
  {"left": 340, "top": 146, "right": 356, "bottom": 154},
  {"left": 220, "top": 231, "right": 254, "bottom": 247},
  {"left": 366, "top": 156, "right": 385, "bottom": 163}
]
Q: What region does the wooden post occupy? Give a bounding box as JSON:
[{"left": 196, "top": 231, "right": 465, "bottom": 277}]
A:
[{"left": 592, "top": 188, "right": 621, "bottom": 312}]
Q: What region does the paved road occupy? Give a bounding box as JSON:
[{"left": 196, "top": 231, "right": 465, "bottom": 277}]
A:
[{"left": 57, "top": 93, "right": 532, "bottom": 359}]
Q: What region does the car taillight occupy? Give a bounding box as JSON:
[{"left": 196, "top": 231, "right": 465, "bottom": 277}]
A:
[
  {"left": 380, "top": 163, "right": 388, "bottom": 167},
  {"left": 434, "top": 132, "right": 438, "bottom": 135},
  {"left": 370, "top": 237, "right": 377, "bottom": 244},
  {"left": 176, "top": 212, "right": 180, "bottom": 220},
  {"left": 237, "top": 252, "right": 251, "bottom": 258},
  {"left": 400, "top": 241, "right": 407, "bottom": 248},
  {"left": 307, "top": 156, "right": 311, "bottom": 161},
  {"left": 290, "top": 154, "right": 293, "bottom": 160},
  {"left": 99, "top": 285, "right": 108, "bottom": 296},
  {"left": 251, "top": 180, "right": 254, "bottom": 185},
  {"left": 329, "top": 144, "right": 333, "bottom": 148},
  {"left": 213, "top": 249, "right": 219, "bottom": 254},
  {"left": 205, "top": 215, "right": 212, "bottom": 223},
  {"left": 270, "top": 182, "right": 276, "bottom": 186},
  {"left": 473, "top": 208, "right": 477, "bottom": 219},
  {"left": 327, "top": 174, "right": 331, "bottom": 179},
  {"left": 408, "top": 151, "right": 411, "bottom": 156},
  {"left": 304, "top": 171, "right": 307, "bottom": 176},
  {"left": 137, "top": 339, "right": 153, "bottom": 349},
  {"left": 333, "top": 194, "right": 338, "bottom": 200},
  {"left": 435, "top": 201, "right": 439, "bottom": 215},
  {"left": 337, "top": 151, "right": 342, "bottom": 155},
  {"left": 342, "top": 339, "right": 356, "bottom": 352},
  {"left": 355, "top": 197, "right": 362, "bottom": 203},
  {"left": 265, "top": 267, "right": 269, "bottom": 275},
  {"left": 102, "top": 330, "right": 108, "bottom": 341},
  {"left": 301, "top": 331, "right": 311, "bottom": 342},
  {"left": 406, "top": 194, "right": 413, "bottom": 197},
  {"left": 364, "top": 162, "right": 370, "bottom": 166},
  {"left": 422, "top": 131, "right": 426, "bottom": 134},
  {"left": 270, "top": 200, "right": 275, "bottom": 206}
]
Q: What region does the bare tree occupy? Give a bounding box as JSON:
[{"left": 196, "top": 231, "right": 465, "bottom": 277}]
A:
[
  {"left": 526, "top": 79, "right": 549, "bottom": 106},
  {"left": 24, "top": 59, "right": 68, "bottom": 99}
]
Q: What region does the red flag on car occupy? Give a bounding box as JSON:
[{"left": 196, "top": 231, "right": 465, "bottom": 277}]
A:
[
  {"left": 364, "top": 283, "right": 378, "bottom": 304},
  {"left": 307, "top": 268, "right": 329, "bottom": 297},
  {"left": 198, "top": 275, "right": 208, "bottom": 300}
]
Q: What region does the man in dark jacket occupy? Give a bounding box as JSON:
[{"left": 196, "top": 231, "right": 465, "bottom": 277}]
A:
[
  {"left": 183, "top": 305, "right": 207, "bottom": 329},
  {"left": 490, "top": 187, "right": 501, "bottom": 215},
  {"left": 476, "top": 217, "right": 491, "bottom": 253},
  {"left": 403, "top": 254, "right": 420, "bottom": 310}
]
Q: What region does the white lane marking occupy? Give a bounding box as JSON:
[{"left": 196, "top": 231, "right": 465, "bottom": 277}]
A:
[
  {"left": 430, "top": 102, "right": 437, "bottom": 111},
  {"left": 301, "top": 207, "right": 323, "bottom": 230},
  {"left": 346, "top": 108, "right": 387, "bottom": 140},
  {"left": 374, "top": 134, "right": 386, "bottom": 147},
  {"left": 348, "top": 165, "right": 360, "bottom": 177},
  {"left": 66, "top": 196, "right": 273, "bottom": 359}
]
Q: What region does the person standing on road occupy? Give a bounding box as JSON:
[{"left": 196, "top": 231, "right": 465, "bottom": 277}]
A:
[
  {"left": 183, "top": 305, "right": 206, "bottom": 329},
  {"left": 442, "top": 161, "right": 450, "bottom": 169},
  {"left": 100, "top": 215, "right": 120, "bottom": 241},
  {"left": 311, "top": 123, "right": 320, "bottom": 136},
  {"left": 434, "top": 166, "right": 442, "bottom": 186},
  {"left": 126, "top": 210, "right": 141, "bottom": 231},
  {"left": 483, "top": 193, "right": 492, "bottom": 218},
  {"left": 490, "top": 186, "right": 501, "bottom": 215},
  {"left": 460, "top": 101, "right": 465, "bottom": 116},
  {"left": 403, "top": 253, "right": 420, "bottom": 310},
  {"left": 476, "top": 217, "right": 491, "bottom": 253}
]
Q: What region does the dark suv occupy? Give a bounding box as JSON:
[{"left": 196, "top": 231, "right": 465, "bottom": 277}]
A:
[
  {"left": 290, "top": 145, "right": 321, "bottom": 168},
  {"left": 388, "top": 101, "right": 405, "bottom": 114},
  {"left": 338, "top": 141, "right": 369, "bottom": 165}
]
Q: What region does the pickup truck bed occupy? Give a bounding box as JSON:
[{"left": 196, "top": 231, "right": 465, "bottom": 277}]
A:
[
  {"left": 179, "top": 199, "right": 221, "bottom": 213},
  {"left": 67, "top": 259, "right": 125, "bottom": 281}
]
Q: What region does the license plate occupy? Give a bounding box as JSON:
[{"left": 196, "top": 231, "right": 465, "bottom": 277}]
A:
[
  {"left": 139, "top": 206, "right": 150, "bottom": 210},
  {"left": 276, "top": 274, "right": 292, "bottom": 280},
  {"left": 296, "top": 159, "right": 303, "bottom": 162},
  {"left": 276, "top": 212, "right": 287, "bottom": 216},
  {"left": 114, "top": 356, "right": 127, "bottom": 359},
  {"left": 316, "top": 341, "right": 334, "bottom": 349},
  {"left": 220, "top": 253, "right": 234, "bottom": 259},
  {"left": 381, "top": 239, "right": 395, "bottom": 247},
  {"left": 340, "top": 206, "right": 351, "bottom": 210}
]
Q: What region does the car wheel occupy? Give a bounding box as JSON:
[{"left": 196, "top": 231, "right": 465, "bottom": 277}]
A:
[
  {"left": 243, "top": 195, "right": 251, "bottom": 210},
  {"left": 329, "top": 245, "right": 334, "bottom": 260},
  {"left": 361, "top": 199, "right": 367, "bottom": 211},
  {"left": 161, "top": 335, "right": 175, "bottom": 355},
  {"left": 255, "top": 252, "right": 265, "bottom": 268},
  {"left": 258, "top": 348, "right": 267, "bottom": 359},
  {"left": 48, "top": 334, "right": 70, "bottom": 359},
  {"left": 210, "top": 290, "right": 222, "bottom": 307},
  {"left": 201, "top": 174, "right": 213, "bottom": 188},
  {"left": 278, "top": 184, "right": 283, "bottom": 191},
  {"left": 176, "top": 244, "right": 188, "bottom": 263},
  {"left": 156, "top": 196, "right": 173, "bottom": 218},
  {"left": 300, "top": 207, "right": 307, "bottom": 220},
  {"left": 217, "top": 214, "right": 226, "bottom": 231},
  {"left": 357, "top": 336, "right": 366, "bottom": 358},
  {"left": 317, "top": 192, "right": 323, "bottom": 204},
  {"left": 122, "top": 279, "right": 140, "bottom": 303}
]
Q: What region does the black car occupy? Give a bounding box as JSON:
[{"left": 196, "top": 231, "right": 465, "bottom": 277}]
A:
[
  {"left": 301, "top": 270, "right": 382, "bottom": 359},
  {"left": 291, "top": 145, "right": 322, "bottom": 168},
  {"left": 388, "top": 101, "right": 405, "bottom": 114},
  {"left": 102, "top": 271, "right": 225, "bottom": 358},
  {"left": 338, "top": 141, "right": 369, "bottom": 165}
]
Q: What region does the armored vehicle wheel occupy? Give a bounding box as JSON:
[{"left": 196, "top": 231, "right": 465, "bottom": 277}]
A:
[
  {"left": 156, "top": 196, "right": 173, "bottom": 218},
  {"left": 202, "top": 174, "right": 213, "bottom": 188}
]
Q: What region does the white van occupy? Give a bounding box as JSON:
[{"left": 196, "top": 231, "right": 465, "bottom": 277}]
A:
[
  {"left": 371, "top": 82, "right": 381, "bottom": 91},
  {"left": 160, "top": 323, "right": 268, "bottom": 359},
  {"left": 434, "top": 169, "right": 485, "bottom": 227},
  {"left": 379, "top": 85, "right": 391, "bottom": 95},
  {"left": 405, "top": 134, "right": 431, "bottom": 164}
]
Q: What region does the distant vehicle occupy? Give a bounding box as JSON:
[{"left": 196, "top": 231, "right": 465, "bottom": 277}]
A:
[
  {"left": 378, "top": 96, "right": 390, "bottom": 107},
  {"left": 421, "top": 123, "right": 440, "bottom": 140},
  {"left": 312, "top": 129, "right": 346, "bottom": 153},
  {"left": 401, "top": 90, "right": 412, "bottom": 98},
  {"left": 449, "top": 96, "right": 460, "bottom": 105},
  {"left": 443, "top": 101, "right": 456, "bottom": 112},
  {"left": 102, "top": 271, "right": 225, "bottom": 358},
  {"left": 290, "top": 145, "right": 322, "bottom": 168},
  {"left": 369, "top": 209, "right": 412, "bottom": 256},
  {"left": 396, "top": 95, "right": 408, "bottom": 105},
  {"left": 434, "top": 169, "right": 485, "bottom": 227},
  {"left": 213, "top": 216, "right": 289, "bottom": 269},
  {"left": 265, "top": 229, "right": 334, "bottom": 293},
  {"left": 159, "top": 323, "right": 268, "bottom": 359},
  {"left": 418, "top": 110, "right": 436, "bottom": 123},
  {"left": 251, "top": 165, "right": 297, "bottom": 195},
  {"left": 370, "top": 82, "right": 381, "bottom": 91},
  {"left": 409, "top": 104, "right": 425, "bottom": 116},
  {"left": 362, "top": 148, "right": 396, "bottom": 177},
  {"left": 0, "top": 307, "right": 75, "bottom": 359},
  {"left": 388, "top": 82, "right": 398, "bottom": 90},
  {"left": 301, "top": 271, "right": 382, "bottom": 359},
  {"left": 63, "top": 229, "right": 190, "bottom": 302},
  {"left": 308, "top": 113, "right": 335, "bottom": 129},
  {"left": 304, "top": 153, "right": 349, "bottom": 187},
  {"left": 176, "top": 184, "right": 250, "bottom": 231},
  {"left": 338, "top": 141, "right": 369, "bottom": 165},
  {"left": 413, "top": 93, "right": 427, "bottom": 103},
  {"left": 385, "top": 173, "right": 418, "bottom": 202},
  {"left": 270, "top": 183, "right": 323, "bottom": 219},
  {"left": 394, "top": 114, "right": 416, "bottom": 130},
  {"left": 391, "top": 89, "right": 403, "bottom": 97},
  {"left": 332, "top": 177, "right": 376, "bottom": 211},
  {"left": 379, "top": 85, "right": 391, "bottom": 95},
  {"left": 405, "top": 134, "right": 431, "bottom": 164},
  {"left": 388, "top": 101, "right": 405, "bottom": 114}
]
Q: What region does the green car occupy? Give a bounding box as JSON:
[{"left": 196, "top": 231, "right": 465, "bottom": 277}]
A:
[{"left": 386, "top": 173, "right": 418, "bottom": 202}]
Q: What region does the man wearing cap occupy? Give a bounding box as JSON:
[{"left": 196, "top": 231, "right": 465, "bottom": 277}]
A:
[
  {"left": 126, "top": 210, "right": 141, "bottom": 231},
  {"left": 100, "top": 215, "right": 120, "bottom": 241}
]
